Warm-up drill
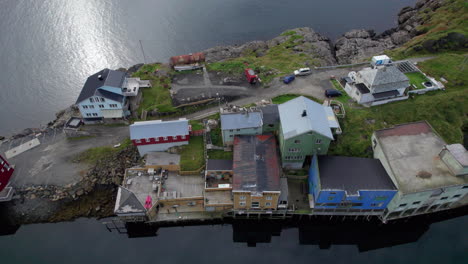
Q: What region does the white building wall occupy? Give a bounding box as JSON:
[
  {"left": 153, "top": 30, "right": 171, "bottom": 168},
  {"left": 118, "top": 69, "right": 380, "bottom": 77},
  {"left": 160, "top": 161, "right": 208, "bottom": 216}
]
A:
[{"left": 137, "top": 141, "right": 188, "bottom": 156}]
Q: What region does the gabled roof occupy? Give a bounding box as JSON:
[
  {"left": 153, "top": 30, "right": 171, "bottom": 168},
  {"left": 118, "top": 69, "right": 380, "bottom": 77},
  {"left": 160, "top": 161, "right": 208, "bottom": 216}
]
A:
[
  {"left": 445, "top": 144, "right": 468, "bottom": 166},
  {"left": 76, "top": 68, "right": 126, "bottom": 104},
  {"left": 130, "top": 119, "right": 189, "bottom": 140},
  {"left": 220, "top": 111, "right": 263, "bottom": 130},
  {"left": 232, "top": 134, "right": 281, "bottom": 193},
  {"left": 318, "top": 156, "right": 397, "bottom": 195},
  {"left": 360, "top": 65, "right": 408, "bottom": 87},
  {"left": 278, "top": 96, "right": 333, "bottom": 140},
  {"left": 114, "top": 187, "right": 146, "bottom": 214}
]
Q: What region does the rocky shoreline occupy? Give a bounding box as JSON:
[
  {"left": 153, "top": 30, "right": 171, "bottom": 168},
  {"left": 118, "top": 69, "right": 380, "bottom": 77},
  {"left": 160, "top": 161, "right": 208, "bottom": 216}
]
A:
[{"left": 200, "top": 0, "right": 445, "bottom": 65}]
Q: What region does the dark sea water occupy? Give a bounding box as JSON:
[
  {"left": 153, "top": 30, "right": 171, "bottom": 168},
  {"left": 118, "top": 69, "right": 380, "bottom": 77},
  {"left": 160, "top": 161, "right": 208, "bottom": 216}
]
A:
[
  {"left": 0, "top": 216, "right": 467, "bottom": 264},
  {"left": 0, "top": 0, "right": 416, "bottom": 135}
]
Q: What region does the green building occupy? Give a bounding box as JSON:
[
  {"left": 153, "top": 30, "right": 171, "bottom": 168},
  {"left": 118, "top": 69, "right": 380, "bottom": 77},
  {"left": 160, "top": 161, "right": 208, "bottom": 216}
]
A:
[{"left": 278, "top": 96, "right": 334, "bottom": 169}]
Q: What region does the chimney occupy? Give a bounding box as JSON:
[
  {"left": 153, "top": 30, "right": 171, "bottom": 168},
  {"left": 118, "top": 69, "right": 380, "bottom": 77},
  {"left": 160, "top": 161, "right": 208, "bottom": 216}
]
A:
[
  {"left": 302, "top": 110, "right": 307, "bottom": 117},
  {"left": 98, "top": 74, "right": 103, "bottom": 80}
]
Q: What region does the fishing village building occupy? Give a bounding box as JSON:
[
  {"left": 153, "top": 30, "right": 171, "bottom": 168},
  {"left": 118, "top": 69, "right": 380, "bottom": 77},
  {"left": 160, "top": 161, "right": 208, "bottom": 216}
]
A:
[
  {"left": 129, "top": 119, "right": 190, "bottom": 156},
  {"left": 372, "top": 121, "right": 468, "bottom": 221},
  {"left": 0, "top": 155, "right": 14, "bottom": 202},
  {"left": 308, "top": 155, "right": 397, "bottom": 215},
  {"left": 220, "top": 107, "right": 263, "bottom": 146}
]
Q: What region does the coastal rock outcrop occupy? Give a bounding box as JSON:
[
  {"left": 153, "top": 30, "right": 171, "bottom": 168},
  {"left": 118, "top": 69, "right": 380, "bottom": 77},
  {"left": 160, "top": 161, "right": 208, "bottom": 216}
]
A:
[
  {"left": 334, "top": 0, "right": 445, "bottom": 64},
  {"left": 202, "top": 27, "right": 337, "bottom": 66}
]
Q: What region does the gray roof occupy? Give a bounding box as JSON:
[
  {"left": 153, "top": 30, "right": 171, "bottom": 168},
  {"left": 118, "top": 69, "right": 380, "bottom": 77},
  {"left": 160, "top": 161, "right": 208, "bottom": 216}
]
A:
[
  {"left": 278, "top": 96, "right": 333, "bottom": 140},
  {"left": 207, "top": 159, "right": 233, "bottom": 171},
  {"left": 233, "top": 135, "right": 281, "bottom": 193},
  {"left": 130, "top": 119, "right": 189, "bottom": 140},
  {"left": 360, "top": 66, "right": 408, "bottom": 86},
  {"left": 76, "top": 68, "right": 126, "bottom": 104},
  {"left": 260, "top": 105, "right": 280, "bottom": 125},
  {"left": 220, "top": 111, "right": 263, "bottom": 130},
  {"left": 114, "top": 187, "right": 146, "bottom": 214},
  {"left": 318, "top": 156, "right": 397, "bottom": 195},
  {"left": 445, "top": 144, "right": 468, "bottom": 166}
]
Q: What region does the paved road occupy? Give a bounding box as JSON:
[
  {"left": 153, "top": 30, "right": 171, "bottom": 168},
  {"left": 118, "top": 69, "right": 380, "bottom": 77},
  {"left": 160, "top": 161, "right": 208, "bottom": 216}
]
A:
[{"left": 1, "top": 126, "right": 128, "bottom": 187}]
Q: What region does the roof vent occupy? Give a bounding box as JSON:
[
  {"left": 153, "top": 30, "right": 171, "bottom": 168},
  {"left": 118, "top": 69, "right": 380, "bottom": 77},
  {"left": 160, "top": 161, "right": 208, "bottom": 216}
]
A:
[
  {"left": 98, "top": 74, "right": 103, "bottom": 80},
  {"left": 302, "top": 110, "right": 307, "bottom": 117}
]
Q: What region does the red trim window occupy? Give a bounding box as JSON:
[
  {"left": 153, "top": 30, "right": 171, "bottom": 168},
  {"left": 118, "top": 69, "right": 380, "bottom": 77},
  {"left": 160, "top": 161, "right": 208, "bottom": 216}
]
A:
[{"left": 135, "top": 139, "right": 141, "bottom": 144}]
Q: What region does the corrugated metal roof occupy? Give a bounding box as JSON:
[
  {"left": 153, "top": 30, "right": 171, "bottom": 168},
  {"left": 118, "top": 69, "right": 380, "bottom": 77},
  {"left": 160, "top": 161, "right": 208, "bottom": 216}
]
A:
[
  {"left": 232, "top": 135, "right": 281, "bottom": 193},
  {"left": 75, "top": 68, "right": 126, "bottom": 104},
  {"left": 207, "top": 159, "right": 233, "bottom": 171},
  {"left": 278, "top": 96, "right": 333, "bottom": 140},
  {"left": 318, "top": 156, "right": 397, "bottom": 194},
  {"left": 130, "top": 119, "right": 189, "bottom": 140},
  {"left": 445, "top": 144, "right": 468, "bottom": 166},
  {"left": 220, "top": 112, "right": 263, "bottom": 130}
]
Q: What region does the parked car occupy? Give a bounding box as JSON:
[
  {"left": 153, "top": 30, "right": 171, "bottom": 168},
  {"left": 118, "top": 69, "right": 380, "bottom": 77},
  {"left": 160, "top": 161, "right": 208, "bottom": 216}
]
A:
[
  {"left": 325, "top": 89, "right": 342, "bottom": 97},
  {"left": 245, "top": 68, "right": 258, "bottom": 84},
  {"left": 294, "top": 67, "right": 312, "bottom": 76},
  {"left": 283, "top": 75, "right": 295, "bottom": 84}
]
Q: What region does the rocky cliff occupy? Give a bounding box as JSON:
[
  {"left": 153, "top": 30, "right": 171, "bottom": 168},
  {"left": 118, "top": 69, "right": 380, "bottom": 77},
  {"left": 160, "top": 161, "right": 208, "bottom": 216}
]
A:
[
  {"left": 202, "top": 27, "right": 337, "bottom": 66},
  {"left": 334, "top": 0, "right": 448, "bottom": 63}
]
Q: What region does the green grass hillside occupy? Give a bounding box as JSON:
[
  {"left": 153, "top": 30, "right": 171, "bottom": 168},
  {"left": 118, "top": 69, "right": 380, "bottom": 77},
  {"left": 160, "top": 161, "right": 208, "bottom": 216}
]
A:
[{"left": 388, "top": 0, "right": 468, "bottom": 58}]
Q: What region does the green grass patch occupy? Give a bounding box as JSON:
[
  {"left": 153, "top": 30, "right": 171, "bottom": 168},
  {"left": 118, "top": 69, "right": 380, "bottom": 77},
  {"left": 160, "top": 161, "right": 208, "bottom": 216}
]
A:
[
  {"left": 189, "top": 120, "right": 204, "bottom": 131},
  {"left": 74, "top": 138, "right": 132, "bottom": 163},
  {"left": 417, "top": 53, "right": 468, "bottom": 89},
  {"left": 207, "top": 150, "right": 233, "bottom": 160},
  {"left": 405, "top": 72, "right": 430, "bottom": 89},
  {"left": 207, "top": 31, "right": 321, "bottom": 84},
  {"left": 180, "top": 136, "right": 205, "bottom": 171},
  {"left": 210, "top": 127, "right": 223, "bottom": 146},
  {"left": 132, "top": 63, "right": 178, "bottom": 115}
]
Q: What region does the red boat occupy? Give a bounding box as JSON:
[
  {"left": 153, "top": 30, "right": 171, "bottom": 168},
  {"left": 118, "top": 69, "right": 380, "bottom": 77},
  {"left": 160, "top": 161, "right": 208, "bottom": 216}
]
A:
[{"left": 0, "top": 155, "right": 14, "bottom": 201}]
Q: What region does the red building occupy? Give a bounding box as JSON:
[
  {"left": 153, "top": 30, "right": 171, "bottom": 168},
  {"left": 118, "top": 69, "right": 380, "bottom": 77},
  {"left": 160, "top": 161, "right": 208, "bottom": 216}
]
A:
[{"left": 0, "top": 155, "right": 14, "bottom": 201}]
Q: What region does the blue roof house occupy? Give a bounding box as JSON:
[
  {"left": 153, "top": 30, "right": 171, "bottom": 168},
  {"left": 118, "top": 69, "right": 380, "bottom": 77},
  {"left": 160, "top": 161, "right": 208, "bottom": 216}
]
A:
[
  {"left": 308, "top": 155, "right": 397, "bottom": 215},
  {"left": 220, "top": 110, "right": 263, "bottom": 145},
  {"left": 75, "top": 69, "right": 129, "bottom": 123}
]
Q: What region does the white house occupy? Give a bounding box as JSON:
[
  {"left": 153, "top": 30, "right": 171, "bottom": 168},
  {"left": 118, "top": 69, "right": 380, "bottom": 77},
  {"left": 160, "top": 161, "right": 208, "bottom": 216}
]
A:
[
  {"left": 344, "top": 65, "right": 409, "bottom": 105},
  {"left": 75, "top": 69, "right": 129, "bottom": 123},
  {"left": 122, "top": 77, "right": 151, "bottom": 97},
  {"left": 372, "top": 121, "right": 468, "bottom": 221},
  {"left": 130, "top": 119, "right": 190, "bottom": 156}
]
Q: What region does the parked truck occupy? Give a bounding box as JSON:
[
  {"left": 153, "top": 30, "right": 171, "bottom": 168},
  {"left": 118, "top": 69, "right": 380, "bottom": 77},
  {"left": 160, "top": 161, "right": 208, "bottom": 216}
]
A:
[{"left": 245, "top": 68, "right": 259, "bottom": 84}]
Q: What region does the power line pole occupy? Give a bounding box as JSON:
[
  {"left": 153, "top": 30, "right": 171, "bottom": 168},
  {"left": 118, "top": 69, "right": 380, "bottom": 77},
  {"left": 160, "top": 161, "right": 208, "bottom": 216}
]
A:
[{"left": 139, "top": 40, "right": 147, "bottom": 64}]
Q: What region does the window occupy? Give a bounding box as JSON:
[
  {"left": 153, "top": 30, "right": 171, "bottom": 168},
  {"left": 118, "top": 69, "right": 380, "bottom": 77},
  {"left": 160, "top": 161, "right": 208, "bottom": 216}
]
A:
[
  {"left": 92, "top": 113, "right": 98, "bottom": 117},
  {"left": 236, "top": 129, "right": 240, "bottom": 132},
  {"left": 240, "top": 196, "right": 246, "bottom": 200},
  {"left": 109, "top": 104, "right": 117, "bottom": 108},
  {"left": 239, "top": 202, "right": 246, "bottom": 206},
  {"left": 135, "top": 139, "right": 141, "bottom": 144},
  {"left": 441, "top": 197, "right": 448, "bottom": 200},
  {"left": 229, "top": 135, "right": 233, "bottom": 138},
  {"left": 86, "top": 113, "right": 91, "bottom": 117},
  {"left": 355, "top": 90, "right": 360, "bottom": 96},
  {"left": 163, "top": 136, "right": 168, "bottom": 141},
  {"left": 89, "top": 98, "right": 94, "bottom": 103},
  {"left": 89, "top": 105, "right": 95, "bottom": 109},
  {"left": 181, "top": 135, "right": 186, "bottom": 139},
  {"left": 328, "top": 197, "right": 335, "bottom": 200},
  {"left": 374, "top": 196, "right": 387, "bottom": 201},
  {"left": 173, "top": 136, "right": 177, "bottom": 140},
  {"left": 316, "top": 139, "right": 322, "bottom": 144},
  {"left": 371, "top": 203, "right": 384, "bottom": 207},
  {"left": 82, "top": 105, "right": 88, "bottom": 109},
  {"left": 266, "top": 196, "right": 272, "bottom": 200},
  {"left": 229, "top": 129, "right": 233, "bottom": 132},
  {"left": 268, "top": 124, "right": 274, "bottom": 128},
  {"left": 294, "top": 140, "right": 301, "bottom": 144},
  {"left": 413, "top": 201, "right": 421, "bottom": 205},
  {"left": 399, "top": 203, "right": 407, "bottom": 207},
  {"left": 453, "top": 194, "right": 461, "bottom": 198},
  {"left": 463, "top": 185, "right": 468, "bottom": 189},
  {"left": 99, "top": 104, "right": 104, "bottom": 108},
  {"left": 265, "top": 202, "right": 271, "bottom": 206},
  {"left": 430, "top": 189, "right": 443, "bottom": 197},
  {"left": 288, "top": 148, "right": 300, "bottom": 153},
  {"left": 100, "top": 98, "right": 105, "bottom": 102},
  {"left": 251, "top": 202, "right": 260, "bottom": 208}
]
